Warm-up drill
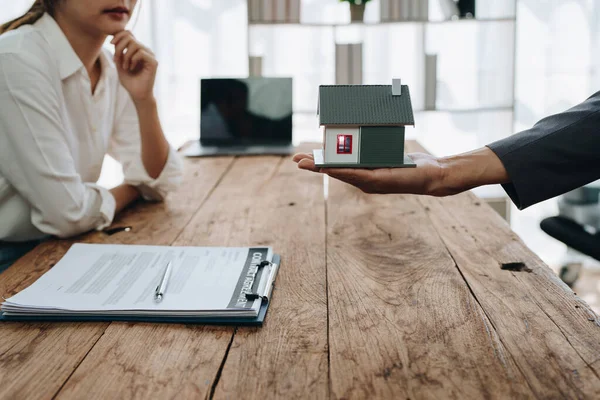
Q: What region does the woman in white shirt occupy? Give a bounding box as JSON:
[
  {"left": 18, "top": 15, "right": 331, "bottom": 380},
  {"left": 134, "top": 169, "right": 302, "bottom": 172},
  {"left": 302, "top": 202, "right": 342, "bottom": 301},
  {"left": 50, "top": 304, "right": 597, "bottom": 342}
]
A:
[{"left": 0, "top": 0, "right": 183, "bottom": 272}]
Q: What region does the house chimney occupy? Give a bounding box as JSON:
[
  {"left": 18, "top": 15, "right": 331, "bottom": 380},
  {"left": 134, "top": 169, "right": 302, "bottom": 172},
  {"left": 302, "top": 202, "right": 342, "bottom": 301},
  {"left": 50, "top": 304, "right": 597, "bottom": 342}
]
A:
[{"left": 392, "top": 79, "right": 402, "bottom": 96}]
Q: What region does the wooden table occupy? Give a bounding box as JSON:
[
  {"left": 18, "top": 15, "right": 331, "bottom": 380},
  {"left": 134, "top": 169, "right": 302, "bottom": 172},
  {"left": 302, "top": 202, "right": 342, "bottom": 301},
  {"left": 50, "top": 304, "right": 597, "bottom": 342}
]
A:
[{"left": 2, "top": 141, "right": 600, "bottom": 399}]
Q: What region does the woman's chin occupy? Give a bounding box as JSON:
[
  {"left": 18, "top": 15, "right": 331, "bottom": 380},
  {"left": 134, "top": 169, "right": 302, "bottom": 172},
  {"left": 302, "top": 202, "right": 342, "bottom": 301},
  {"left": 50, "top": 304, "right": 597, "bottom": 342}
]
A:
[
  {"left": 104, "top": 25, "right": 129, "bottom": 36},
  {"left": 99, "top": 16, "right": 130, "bottom": 34}
]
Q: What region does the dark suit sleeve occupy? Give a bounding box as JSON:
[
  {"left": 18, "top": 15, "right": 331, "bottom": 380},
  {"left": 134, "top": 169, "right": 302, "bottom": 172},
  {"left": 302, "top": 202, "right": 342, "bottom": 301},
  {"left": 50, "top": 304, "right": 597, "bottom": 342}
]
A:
[{"left": 487, "top": 90, "right": 600, "bottom": 210}]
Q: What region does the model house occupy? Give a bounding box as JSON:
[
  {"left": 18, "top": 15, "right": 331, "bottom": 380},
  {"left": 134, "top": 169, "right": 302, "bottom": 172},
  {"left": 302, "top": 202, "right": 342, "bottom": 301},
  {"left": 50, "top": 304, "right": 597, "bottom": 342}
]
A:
[{"left": 313, "top": 79, "right": 416, "bottom": 168}]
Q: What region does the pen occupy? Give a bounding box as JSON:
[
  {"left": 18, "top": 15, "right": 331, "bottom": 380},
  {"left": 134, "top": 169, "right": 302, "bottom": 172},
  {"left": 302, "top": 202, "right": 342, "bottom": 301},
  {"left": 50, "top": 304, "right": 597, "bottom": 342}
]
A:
[{"left": 154, "top": 261, "right": 173, "bottom": 303}]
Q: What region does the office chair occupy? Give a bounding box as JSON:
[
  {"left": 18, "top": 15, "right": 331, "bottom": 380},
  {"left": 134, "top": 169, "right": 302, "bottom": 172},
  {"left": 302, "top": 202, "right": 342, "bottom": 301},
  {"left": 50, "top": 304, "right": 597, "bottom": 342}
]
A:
[{"left": 540, "top": 184, "right": 600, "bottom": 286}]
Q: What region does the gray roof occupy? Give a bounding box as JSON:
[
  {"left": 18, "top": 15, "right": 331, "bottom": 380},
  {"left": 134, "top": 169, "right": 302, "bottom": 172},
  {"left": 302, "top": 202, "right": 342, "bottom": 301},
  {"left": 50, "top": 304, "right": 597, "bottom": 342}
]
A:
[{"left": 318, "top": 85, "right": 415, "bottom": 126}]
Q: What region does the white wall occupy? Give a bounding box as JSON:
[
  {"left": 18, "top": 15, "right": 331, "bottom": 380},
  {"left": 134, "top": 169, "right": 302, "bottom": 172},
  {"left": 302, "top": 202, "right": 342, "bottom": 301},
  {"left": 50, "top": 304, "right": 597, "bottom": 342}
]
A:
[
  {"left": 324, "top": 127, "right": 359, "bottom": 164},
  {"left": 0, "top": 1, "right": 30, "bottom": 22}
]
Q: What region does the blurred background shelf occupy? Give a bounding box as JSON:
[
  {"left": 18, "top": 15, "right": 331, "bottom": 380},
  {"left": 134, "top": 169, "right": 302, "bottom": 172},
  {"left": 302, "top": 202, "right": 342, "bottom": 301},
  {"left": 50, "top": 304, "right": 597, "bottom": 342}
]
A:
[{"left": 247, "top": 17, "right": 516, "bottom": 26}]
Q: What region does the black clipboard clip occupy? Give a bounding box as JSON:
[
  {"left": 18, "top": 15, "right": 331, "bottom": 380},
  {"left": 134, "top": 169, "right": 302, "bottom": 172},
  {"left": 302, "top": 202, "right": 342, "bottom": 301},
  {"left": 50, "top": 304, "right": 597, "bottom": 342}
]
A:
[{"left": 245, "top": 261, "right": 273, "bottom": 301}]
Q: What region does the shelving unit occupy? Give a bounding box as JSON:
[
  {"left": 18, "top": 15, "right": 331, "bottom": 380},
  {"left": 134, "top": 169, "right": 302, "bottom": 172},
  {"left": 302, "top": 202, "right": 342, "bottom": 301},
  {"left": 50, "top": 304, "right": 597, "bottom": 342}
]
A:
[
  {"left": 247, "top": 1, "right": 516, "bottom": 115},
  {"left": 248, "top": 16, "right": 516, "bottom": 26}
]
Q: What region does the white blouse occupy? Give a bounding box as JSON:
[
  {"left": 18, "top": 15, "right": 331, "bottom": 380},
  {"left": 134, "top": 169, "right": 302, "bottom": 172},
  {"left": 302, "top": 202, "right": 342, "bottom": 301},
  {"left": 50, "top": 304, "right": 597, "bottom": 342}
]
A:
[{"left": 0, "top": 14, "right": 183, "bottom": 241}]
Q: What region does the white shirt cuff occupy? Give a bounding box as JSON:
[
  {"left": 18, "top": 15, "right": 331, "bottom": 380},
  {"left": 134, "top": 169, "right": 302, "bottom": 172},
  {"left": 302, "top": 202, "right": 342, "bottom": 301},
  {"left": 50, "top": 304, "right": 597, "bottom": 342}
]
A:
[
  {"left": 87, "top": 183, "right": 116, "bottom": 231},
  {"left": 124, "top": 146, "right": 183, "bottom": 201}
]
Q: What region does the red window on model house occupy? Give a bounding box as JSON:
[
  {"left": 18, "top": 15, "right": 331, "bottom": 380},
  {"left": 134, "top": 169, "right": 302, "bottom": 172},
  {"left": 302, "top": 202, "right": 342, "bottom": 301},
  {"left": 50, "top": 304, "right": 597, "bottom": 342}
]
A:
[{"left": 337, "top": 134, "right": 352, "bottom": 154}]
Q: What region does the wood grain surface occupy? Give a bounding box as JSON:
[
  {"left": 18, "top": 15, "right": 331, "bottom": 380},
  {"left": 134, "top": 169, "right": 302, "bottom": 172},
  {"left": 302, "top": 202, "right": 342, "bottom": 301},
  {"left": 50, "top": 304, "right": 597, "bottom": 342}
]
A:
[
  {"left": 326, "top": 174, "right": 532, "bottom": 399},
  {"left": 2, "top": 142, "right": 600, "bottom": 399},
  {"left": 210, "top": 151, "right": 328, "bottom": 400},
  {"left": 408, "top": 140, "right": 600, "bottom": 398},
  {"left": 0, "top": 156, "right": 234, "bottom": 399}
]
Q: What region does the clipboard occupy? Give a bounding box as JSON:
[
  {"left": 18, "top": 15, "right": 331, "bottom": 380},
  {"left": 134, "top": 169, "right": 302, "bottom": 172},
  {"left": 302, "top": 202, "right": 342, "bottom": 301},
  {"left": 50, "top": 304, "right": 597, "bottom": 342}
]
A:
[
  {"left": 0, "top": 254, "right": 280, "bottom": 327},
  {"left": 0, "top": 300, "right": 272, "bottom": 326}
]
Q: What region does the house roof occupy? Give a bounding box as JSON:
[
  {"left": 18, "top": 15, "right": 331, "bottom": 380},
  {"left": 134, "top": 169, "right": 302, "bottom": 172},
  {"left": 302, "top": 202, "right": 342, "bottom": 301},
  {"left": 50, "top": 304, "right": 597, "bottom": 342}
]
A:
[{"left": 318, "top": 85, "right": 415, "bottom": 126}]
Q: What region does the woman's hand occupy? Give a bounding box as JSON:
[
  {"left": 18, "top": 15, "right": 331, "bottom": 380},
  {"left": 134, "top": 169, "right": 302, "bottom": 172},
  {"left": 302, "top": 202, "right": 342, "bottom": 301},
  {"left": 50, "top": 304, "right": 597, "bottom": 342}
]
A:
[
  {"left": 293, "top": 147, "right": 509, "bottom": 197},
  {"left": 111, "top": 31, "right": 170, "bottom": 180},
  {"left": 111, "top": 31, "right": 157, "bottom": 103}
]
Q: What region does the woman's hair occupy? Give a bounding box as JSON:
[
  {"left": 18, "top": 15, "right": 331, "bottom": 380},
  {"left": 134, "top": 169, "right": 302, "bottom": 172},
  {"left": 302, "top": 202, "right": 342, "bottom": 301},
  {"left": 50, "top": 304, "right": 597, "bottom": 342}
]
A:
[{"left": 0, "top": 0, "right": 60, "bottom": 34}]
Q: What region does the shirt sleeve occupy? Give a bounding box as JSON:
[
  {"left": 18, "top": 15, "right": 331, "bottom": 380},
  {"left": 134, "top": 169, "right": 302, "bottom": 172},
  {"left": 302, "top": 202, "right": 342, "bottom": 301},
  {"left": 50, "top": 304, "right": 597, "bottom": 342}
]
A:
[
  {"left": 0, "top": 52, "right": 116, "bottom": 238},
  {"left": 487, "top": 90, "right": 600, "bottom": 210},
  {"left": 108, "top": 85, "right": 183, "bottom": 202}
]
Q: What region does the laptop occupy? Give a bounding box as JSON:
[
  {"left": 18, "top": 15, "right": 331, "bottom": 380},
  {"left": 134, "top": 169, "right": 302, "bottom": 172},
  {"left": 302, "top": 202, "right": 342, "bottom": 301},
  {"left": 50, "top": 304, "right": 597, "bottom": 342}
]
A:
[{"left": 184, "top": 77, "right": 295, "bottom": 157}]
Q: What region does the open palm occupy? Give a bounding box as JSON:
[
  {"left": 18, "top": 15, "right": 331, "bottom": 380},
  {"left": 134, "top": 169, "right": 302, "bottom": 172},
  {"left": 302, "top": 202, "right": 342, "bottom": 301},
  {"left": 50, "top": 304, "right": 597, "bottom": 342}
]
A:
[{"left": 292, "top": 152, "right": 450, "bottom": 196}]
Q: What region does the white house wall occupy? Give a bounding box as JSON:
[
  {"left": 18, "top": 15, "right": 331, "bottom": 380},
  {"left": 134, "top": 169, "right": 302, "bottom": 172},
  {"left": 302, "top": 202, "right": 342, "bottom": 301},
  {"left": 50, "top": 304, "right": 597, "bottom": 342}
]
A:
[{"left": 324, "top": 127, "right": 360, "bottom": 164}]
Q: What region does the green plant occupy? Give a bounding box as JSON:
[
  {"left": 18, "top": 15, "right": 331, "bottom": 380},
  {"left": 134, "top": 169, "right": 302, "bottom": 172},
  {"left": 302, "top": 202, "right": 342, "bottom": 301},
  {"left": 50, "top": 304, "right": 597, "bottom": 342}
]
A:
[{"left": 339, "top": 0, "right": 372, "bottom": 4}]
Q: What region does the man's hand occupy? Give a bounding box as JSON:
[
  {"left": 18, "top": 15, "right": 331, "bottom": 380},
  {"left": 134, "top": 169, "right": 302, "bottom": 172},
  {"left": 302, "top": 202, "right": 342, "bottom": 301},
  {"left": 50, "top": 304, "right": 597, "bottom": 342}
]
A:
[
  {"left": 293, "top": 152, "right": 448, "bottom": 195},
  {"left": 292, "top": 147, "right": 509, "bottom": 197}
]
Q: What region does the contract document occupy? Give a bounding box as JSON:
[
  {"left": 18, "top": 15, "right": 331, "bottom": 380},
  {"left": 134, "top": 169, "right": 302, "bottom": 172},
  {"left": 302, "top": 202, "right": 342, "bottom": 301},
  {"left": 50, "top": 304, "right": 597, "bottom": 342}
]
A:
[{"left": 1, "top": 244, "right": 280, "bottom": 325}]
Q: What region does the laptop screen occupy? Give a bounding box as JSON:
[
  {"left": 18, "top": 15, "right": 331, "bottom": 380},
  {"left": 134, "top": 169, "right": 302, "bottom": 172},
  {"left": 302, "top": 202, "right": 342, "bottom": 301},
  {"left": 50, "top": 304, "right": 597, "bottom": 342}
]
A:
[{"left": 200, "top": 78, "right": 293, "bottom": 145}]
